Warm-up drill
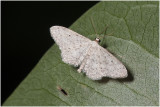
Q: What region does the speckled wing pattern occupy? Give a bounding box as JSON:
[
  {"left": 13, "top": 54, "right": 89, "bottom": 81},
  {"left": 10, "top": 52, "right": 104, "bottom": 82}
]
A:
[
  {"left": 50, "top": 26, "right": 92, "bottom": 66},
  {"left": 83, "top": 42, "right": 127, "bottom": 80},
  {"left": 50, "top": 26, "right": 128, "bottom": 80}
]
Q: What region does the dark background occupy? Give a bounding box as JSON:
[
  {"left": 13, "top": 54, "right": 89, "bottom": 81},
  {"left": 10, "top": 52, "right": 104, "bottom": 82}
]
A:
[{"left": 2, "top": 1, "right": 98, "bottom": 104}]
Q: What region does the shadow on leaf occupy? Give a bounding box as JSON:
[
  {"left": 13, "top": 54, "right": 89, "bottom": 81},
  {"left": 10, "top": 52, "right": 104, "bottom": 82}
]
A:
[{"left": 96, "top": 67, "right": 134, "bottom": 84}]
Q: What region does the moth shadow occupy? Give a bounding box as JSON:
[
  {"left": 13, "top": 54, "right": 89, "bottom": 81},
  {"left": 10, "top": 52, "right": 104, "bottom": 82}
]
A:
[
  {"left": 102, "top": 44, "right": 107, "bottom": 48},
  {"left": 71, "top": 65, "right": 134, "bottom": 84},
  {"left": 72, "top": 66, "right": 79, "bottom": 70},
  {"left": 117, "top": 68, "right": 134, "bottom": 83},
  {"left": 96, "top": 68, "right": 134, "bottom": 84},
  {"left": 96, "top": 77, "right": 110, "bottom": 83}
]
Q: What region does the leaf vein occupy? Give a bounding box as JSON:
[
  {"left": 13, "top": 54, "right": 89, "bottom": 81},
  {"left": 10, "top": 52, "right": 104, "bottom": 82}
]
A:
[{"left": 68, "top": 70, "right": 121, "bottom": 105}]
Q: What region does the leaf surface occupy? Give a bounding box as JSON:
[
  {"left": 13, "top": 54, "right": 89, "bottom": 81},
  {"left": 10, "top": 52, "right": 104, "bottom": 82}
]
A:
[{"left": 3, "top": 1, "right": 159, "bottom": 106}]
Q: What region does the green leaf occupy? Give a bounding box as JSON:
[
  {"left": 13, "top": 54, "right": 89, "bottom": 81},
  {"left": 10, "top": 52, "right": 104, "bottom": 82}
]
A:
[{"left": 3, "top": 1, "right": 159, "bottom": 106}]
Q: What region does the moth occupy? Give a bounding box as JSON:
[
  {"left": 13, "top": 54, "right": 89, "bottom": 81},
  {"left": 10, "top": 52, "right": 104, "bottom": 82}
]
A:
[{"left": 50, "top": 26, "right": 127, "bottom": 80}]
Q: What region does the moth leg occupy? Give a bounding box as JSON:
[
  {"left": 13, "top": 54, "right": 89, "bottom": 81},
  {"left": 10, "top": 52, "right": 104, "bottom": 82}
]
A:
[
  {"left": 77, "top": 68, "right": 82, "bottom": 73},
  {"left": 77, "top": 52, "right": 90, "bottom": 73},
  {"left": 77, "top": 59, "right": 86, "bottom": 73},
  {"left": 75, "top": 45, "right": 92, "bottom": 73},
  {"left": 77, "top": 60, "right": 85, "bottom": 73}
]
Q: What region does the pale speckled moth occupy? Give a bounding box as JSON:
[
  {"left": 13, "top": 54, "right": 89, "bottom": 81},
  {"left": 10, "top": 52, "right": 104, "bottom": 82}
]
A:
[{"left": 50, "top": 26, "right": 127, "bottom": 80}]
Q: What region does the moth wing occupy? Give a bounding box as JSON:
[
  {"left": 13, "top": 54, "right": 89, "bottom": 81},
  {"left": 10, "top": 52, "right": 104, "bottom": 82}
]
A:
[
  {"left": 50, "top": 26, "right": 92, "bottom": 66},
  {"left": 83, "top": 43, "right": 128, "bottom": 80}
]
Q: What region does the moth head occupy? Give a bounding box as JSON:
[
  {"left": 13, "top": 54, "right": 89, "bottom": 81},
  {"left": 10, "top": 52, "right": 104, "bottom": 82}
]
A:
[{"left": 95, "top": 37, "right": 101, "bottom": 43}]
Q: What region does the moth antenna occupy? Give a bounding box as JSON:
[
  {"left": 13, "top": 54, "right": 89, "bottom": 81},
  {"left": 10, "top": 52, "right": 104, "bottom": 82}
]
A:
[
  {"left": 100, "top": 25, "right": 109, "bottom": 35},
  {"left": 101, "top": 32, "right": 114, "bottom": 43},
  {"left": 105, "top": 32, "right": 113, "bottom": 36},
  {"left": 90, "top": 16, "right": 97, "bottom": 34}
]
